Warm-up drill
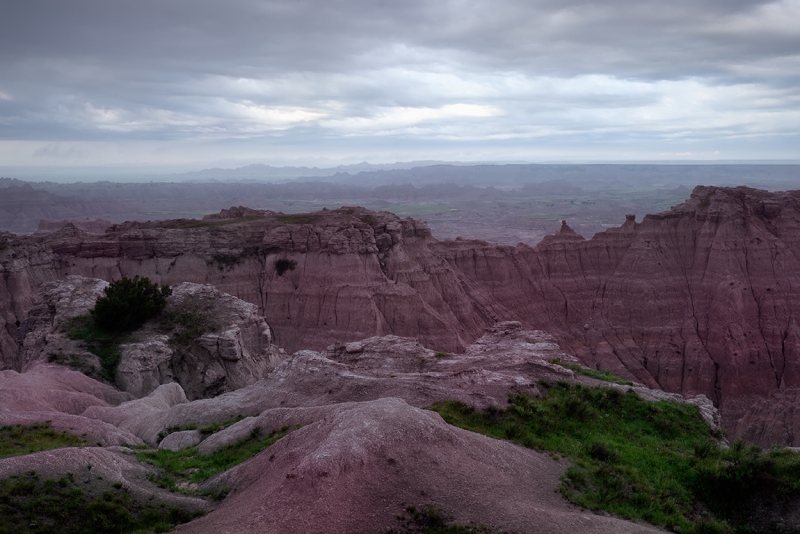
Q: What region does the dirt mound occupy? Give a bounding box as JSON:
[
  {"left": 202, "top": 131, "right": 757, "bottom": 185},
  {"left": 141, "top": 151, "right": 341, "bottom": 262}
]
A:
[
  {"left": 0, "top": 363, "right": 131, "bottom": 414},
  {"left": 0, "top": 363, "right": 138, "bottom": 445},
  {"left": 176, "top": 398, "right": 660, "bottom": 534}
]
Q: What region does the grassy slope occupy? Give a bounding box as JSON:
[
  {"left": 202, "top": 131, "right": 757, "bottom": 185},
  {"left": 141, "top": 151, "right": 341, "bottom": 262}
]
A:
[
  {"left": 137, "top": 427, "right": 289, "bottom": 495},
  {"left": 0, "top": 423, "right": 86, "bottom": 458},
  {"left": 549, "top": 358, "right": 634, "bottom": 385},
  {"left": 432, "top": 382, "right": 800, "bottom": 534},
  {"left": 0, "top": 471, "right": 201, "bottom": 534}
]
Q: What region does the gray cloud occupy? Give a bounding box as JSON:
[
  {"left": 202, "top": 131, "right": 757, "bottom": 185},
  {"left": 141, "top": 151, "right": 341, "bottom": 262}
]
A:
[{"left": 0, "top": 0, "right": 798, "bottom": 166}]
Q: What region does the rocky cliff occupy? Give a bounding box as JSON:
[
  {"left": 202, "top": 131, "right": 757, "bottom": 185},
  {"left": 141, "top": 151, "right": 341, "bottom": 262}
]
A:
[{"left": 2, "top": 187, "right": 800, "bottom": 441}]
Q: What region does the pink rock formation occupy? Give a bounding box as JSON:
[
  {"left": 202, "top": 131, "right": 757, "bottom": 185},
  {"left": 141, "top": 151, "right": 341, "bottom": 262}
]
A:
[
  {"left": 175, "top": 397, "right": 661, "bottom": 534},
  {"left": 2, "top": 188, "right": 800, "bottom": 440},
  {"left": 0, "top": 320, "right": 715, "bottom": 532},
  {"left": 81, "top": 322, "right": 718, "bottom": 447},
  {"left": 0, "top": 363, "right": 139, "bottom": 446}
]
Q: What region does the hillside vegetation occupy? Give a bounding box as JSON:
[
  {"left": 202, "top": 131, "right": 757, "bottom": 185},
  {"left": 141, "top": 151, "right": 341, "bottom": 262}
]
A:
[{"left": 433, "top": 382, "right": 800, "bottom": 534}]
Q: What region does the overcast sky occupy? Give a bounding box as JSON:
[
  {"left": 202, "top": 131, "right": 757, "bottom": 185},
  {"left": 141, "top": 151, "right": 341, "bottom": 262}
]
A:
[{"left": 1, "top": 0, "right": 799, "bottom": 171}]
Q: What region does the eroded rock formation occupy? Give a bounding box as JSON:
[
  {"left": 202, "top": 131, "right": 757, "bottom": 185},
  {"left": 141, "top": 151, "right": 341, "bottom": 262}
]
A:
[
  {"left": 2, "top": 187, "right": 800, "bottom": 440},
  {"left": 0, "top": 319, "right": 702, "bottom": 533},
  {"left": 17, "top": 276, "right": 286, "bottom": 399}
]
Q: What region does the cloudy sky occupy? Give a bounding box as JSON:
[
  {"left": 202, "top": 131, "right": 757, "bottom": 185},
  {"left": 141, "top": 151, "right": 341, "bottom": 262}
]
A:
[{"left": 1, "top": 0, "right": 799, "bottom": 171}]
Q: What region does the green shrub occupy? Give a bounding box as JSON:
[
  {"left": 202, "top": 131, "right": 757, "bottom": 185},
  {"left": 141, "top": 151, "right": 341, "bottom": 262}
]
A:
[
  {"left": 92, "top": 276, "right": 172, "bottom": 332},
  {"left": 0, "top": 471, "right": 200, "bottom": 534},
  {"left": 65, "top": 315, "right": 124, "bottom": 382},
  {"left": 137, "top": 426, "right": 290, "bottom": 494}
]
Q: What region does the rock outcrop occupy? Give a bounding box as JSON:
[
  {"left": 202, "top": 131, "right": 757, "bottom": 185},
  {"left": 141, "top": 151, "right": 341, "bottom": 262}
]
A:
[
  {"left": 2, "top": 188, "right": 800, "bottom": 440},
  {"left": 0, "top": 315, "right": 718, "bottom": 533},
  {"left": 81, "top": 321, "right": 719, "bottom": 447},
  {"left": 34, "top": 218, "right": 113, "bottom": 235},
  {"left": 17, "top": 277, "right": 286, "bottom": 399}
]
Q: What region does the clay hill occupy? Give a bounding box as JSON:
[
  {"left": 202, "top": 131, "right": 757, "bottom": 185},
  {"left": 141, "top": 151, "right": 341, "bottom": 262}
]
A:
[
  {"left": 2, "top": 185, "right": 800, "bottom": 445},
  {"left": 2, "top": 275, "right": 681, "bottom": 533}
]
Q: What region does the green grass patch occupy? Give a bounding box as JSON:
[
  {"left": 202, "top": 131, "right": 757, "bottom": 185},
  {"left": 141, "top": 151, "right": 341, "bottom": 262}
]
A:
[
  {"left": 386, "top": 505, "right": 505, "bottom": 533},
  {"left": 431, "top": 382, "right": 800, "bottom": 534},
  {"left": 65, "top": 315, "right": 125, "bottom": 381},
  {"left": 275, "top": 213, "right": 320, "bottom": 224},
  {"left": 549, "top": 358, "right": 634, "bottom": 385},
  {"left": 197, "top": 415, "right": 247, "bottom": 435},
  {"left": 434, "top": 351, "right": 449, "bottom": 358},
  {"left": 0, "top": 471, "right": 201, "bottom": 534},
  {"left": 137, "top": 426, "right": 289, "bottom": 493},
  {"left": 0, "top": 423, "right": 86, "bottom": 458}
]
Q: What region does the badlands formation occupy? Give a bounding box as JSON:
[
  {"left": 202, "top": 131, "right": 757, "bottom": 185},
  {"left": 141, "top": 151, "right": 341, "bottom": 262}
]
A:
[
  {"left": 1, "top": 275, "right": 677, "bottom": 533},
  {"left": 1, "top": 185, "right": 800, "bottom": 443},
  {"left": 4, "top": 184, "right": 799, "bottom": 531}
]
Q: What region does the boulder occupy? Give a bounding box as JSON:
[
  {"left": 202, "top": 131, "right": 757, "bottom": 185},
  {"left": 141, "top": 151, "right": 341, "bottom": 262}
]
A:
[{"left": 116, "top": 336, "right": 174, "bottom": 398}]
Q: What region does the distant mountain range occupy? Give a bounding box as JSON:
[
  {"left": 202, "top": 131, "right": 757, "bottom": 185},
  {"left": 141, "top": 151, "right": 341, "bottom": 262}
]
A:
[{"left": 162, "top": 160, "right": 456, "bottom": 182}]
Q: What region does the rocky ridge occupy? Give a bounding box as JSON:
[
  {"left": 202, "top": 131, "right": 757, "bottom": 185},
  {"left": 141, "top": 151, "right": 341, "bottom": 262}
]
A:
[
  {"left": 2, "top": 288, "right": 702, "bottom": 532},
  {"left": 1, "top": 187, "right": 799, "bottom": 441}
]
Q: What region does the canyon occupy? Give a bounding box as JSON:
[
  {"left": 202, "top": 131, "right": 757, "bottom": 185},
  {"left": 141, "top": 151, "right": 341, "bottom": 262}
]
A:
[
  {"left": 2, "top": 281, "right": 679, "bottom": 533},
  {"left": 2, "top": 185, "right": 800, "bottom": 444}
]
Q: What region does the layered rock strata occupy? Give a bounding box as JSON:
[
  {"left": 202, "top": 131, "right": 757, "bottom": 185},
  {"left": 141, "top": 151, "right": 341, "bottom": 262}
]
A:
[
  {"left": 81, "top": 321, "right": 718, "bottom": 447},
  {"left": 1, "top": 187, "right": 800, "bottom": 440},
  {"left": 0, "top": 315, "right": 717, "bottom": 533}
]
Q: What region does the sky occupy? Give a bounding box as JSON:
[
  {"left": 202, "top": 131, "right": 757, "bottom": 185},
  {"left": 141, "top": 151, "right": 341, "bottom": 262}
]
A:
[{"left": 1, "top": 0, "right": 799, "bottom": 173}]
